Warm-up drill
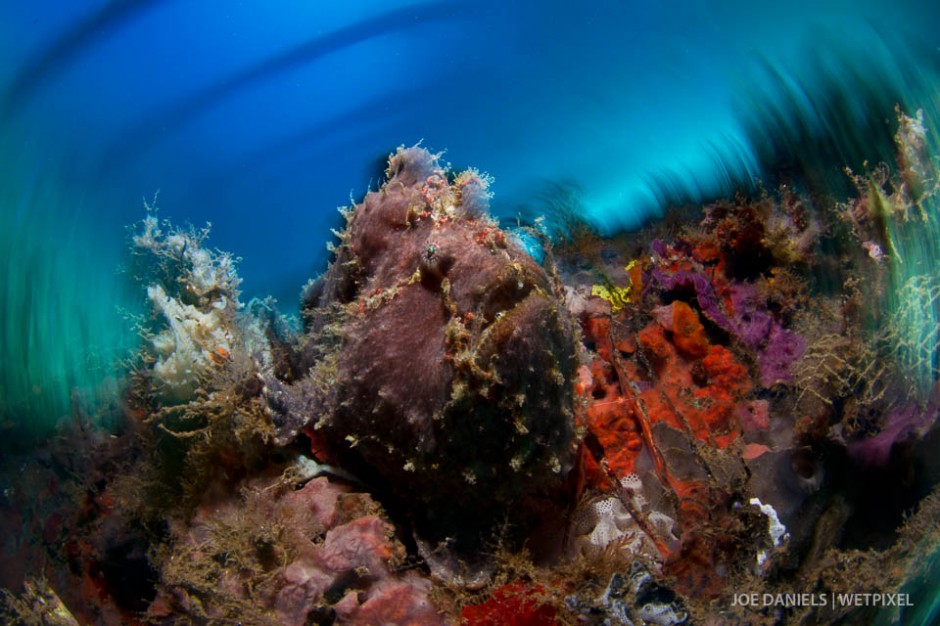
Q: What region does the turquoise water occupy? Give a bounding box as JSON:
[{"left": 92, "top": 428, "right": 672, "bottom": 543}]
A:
[{"left": 0, "top": 124, "right": 137, "bottom": 445}]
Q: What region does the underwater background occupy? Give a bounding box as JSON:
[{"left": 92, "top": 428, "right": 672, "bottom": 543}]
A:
[{"left": 2, "top": 1, "right": 940, "bottom": 624}]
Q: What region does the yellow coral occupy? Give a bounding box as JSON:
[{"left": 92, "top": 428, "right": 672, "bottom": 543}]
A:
[{"left": 592, "top": 261, "right": 640, "bottom": 312}]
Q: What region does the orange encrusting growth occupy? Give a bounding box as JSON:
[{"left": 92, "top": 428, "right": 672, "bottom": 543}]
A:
[
  {"left": 637, "top": 329, "right": 746, "bottom": 449},
  {"left": 669, "top": 300, "right": 710, "bottom": 359},
  {"left": 573, "top": 255, "right": 759, "bottom": 597}
]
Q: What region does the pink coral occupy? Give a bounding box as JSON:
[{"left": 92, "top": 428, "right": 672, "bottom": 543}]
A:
[
  {"left": 276, "top": 515, "right": 440, "bottom": 625},
  {"left": 149, "top": 474, "right": 444, "bottom": 626},
  {"left": 740, "top": 399, "right": 771, "bottom": 432},
  {"left": 343, "top": 578, "right": 444, "bottom": 625}
]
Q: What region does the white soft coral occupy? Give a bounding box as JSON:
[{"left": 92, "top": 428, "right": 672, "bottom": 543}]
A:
[
  {"left": 147, "top": 283, "right": 234, "bottom": 392},
  {"left": 132, "top": 211, "right": 242, "bottom": 396}
]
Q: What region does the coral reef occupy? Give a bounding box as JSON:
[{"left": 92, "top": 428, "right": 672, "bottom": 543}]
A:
[
  {"left": 3, "top": 111, "right": 940, "bottom": 625},
  {"left": 556, "top": 112, "right": 939, "bottom": 612}
]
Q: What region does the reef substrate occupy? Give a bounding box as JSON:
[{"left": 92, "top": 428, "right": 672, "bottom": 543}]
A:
[{"left": 3, "top": 111, "right": 940, "bottom": 625}]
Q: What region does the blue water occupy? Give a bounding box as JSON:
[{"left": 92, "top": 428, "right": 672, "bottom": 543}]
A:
[{"left": 1, "top": 1, "right": 938, "bottom": 431}]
